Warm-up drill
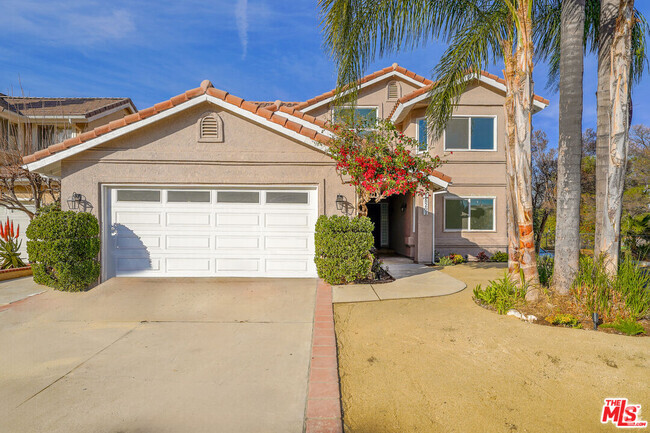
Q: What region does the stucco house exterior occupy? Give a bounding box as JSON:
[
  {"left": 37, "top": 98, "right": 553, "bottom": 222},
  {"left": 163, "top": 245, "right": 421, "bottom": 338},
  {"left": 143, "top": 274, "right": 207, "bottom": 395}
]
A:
[{"left": 22, "top": 64, "right": 548, "bottom": 280}]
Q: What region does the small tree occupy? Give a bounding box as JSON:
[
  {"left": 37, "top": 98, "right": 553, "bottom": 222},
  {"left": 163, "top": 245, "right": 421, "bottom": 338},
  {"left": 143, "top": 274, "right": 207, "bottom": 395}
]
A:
[{"left": 327, "top": 117, "right": 442, "bottom": 216}]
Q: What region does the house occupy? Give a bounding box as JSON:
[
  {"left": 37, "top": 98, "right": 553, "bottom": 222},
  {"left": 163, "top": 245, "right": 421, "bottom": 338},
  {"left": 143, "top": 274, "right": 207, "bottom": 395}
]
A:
[
  {"left": 21, "top": 64, "right": 548, "bottom": 280},
  {"left": 0, "top": 93, "right": 137, "bottom": 253}
]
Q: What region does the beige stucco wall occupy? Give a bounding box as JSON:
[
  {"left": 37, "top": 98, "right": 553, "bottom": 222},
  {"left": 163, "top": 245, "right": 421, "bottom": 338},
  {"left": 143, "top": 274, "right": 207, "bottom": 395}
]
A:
[
  {"left": 401, "top": 83, "right": 509, "bottom": 260},
  {"left": 61, "top": 102, "right": 355, "bottom": 225}
]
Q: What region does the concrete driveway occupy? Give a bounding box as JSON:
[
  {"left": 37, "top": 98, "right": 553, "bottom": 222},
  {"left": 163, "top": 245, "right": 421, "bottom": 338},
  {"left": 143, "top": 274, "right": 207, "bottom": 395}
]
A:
[{"left": 0, "top": 277, "right": 317, "bottom": 433}]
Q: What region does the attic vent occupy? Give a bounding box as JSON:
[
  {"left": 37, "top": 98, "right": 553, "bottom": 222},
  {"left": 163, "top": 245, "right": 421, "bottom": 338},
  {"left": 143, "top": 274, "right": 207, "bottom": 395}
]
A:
[
  {"left": 387, "top": 81, "right": 400, "bottom": 100},
  {"left": 198, "top": 113, "right": 223, "bottom": 142}
]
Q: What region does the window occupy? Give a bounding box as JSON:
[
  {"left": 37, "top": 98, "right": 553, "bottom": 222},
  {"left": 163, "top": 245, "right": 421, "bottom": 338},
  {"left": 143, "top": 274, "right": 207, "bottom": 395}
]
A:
[
  {"left": 266, "top": 192, "right": 309, "bottom": 204},
  {"left": 387, "top": 81, "right": 400, "bottom": 100},
  {"left": 0, "top": 119, "right": 18, "bottom": 150},
  {"left": 332, "top": 107, "right": 378, "bottom": 127},
  {"left": 167, "top": 191, "right": 211, "bottom": 203},
  {"left": 416, "top": 118, "right": 428, "bottom": 152},
  {"left": 117, "top": 190, "right": 161, "bottom": 202},
  {"left": 444, "top": 197, "right": 495, "bottom": 231},
  {"left": 444, "top": 116, "right": 496, "bottom": 151},
  {"left": 217, "top": 191, "right": 259, "bottom": 204},
  {"left": 37, "top": 125, "right": 54, "bottom": 149}
]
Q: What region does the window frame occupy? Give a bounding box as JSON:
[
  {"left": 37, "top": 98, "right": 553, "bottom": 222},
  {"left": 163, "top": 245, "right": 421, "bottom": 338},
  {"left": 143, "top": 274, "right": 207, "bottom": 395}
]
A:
[
  {"left": 443, "top": 115, "right": 497, "bottom": 152},
  {"left": 415, "top": 117, "right": 428, "bottom": 153},
  {"left": 443, "top": 196, "right": 496, "bottom": 232}
]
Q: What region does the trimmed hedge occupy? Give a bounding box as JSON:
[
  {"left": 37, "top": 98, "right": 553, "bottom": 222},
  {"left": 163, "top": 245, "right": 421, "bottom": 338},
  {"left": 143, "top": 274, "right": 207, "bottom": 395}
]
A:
[
  {"left": 314, "top": 215, "right": 374, "bottom": 284},
  {"left": 26, "top": 211, "right": 100, "bottom": 292}
]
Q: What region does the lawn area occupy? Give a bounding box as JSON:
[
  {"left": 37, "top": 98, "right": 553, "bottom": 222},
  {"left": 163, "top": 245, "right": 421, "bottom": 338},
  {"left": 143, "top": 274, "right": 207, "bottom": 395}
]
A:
[{"left": 334, "top": 263, "right": 649, "bottom": 433}]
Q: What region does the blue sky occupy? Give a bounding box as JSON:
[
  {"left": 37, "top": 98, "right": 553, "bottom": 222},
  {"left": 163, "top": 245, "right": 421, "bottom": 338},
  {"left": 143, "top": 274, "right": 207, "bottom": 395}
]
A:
[{"left": 1, "top": 0, "right": 649, "bottom": 146}]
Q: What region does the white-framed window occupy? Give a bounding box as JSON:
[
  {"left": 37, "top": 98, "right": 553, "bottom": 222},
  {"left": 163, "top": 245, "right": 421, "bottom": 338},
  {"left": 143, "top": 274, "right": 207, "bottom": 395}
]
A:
[
  {"left": 444, "top": 116, "right": 497, "bottom": 151},
  {"left": 444, "top": 197, "right": 495, "bottom": 231},
  {"left": 416, "top": 117, "right": 428, "bottom": 152},
  {"left": 332, "top": 106, "right": 378, "bottom": 127}
]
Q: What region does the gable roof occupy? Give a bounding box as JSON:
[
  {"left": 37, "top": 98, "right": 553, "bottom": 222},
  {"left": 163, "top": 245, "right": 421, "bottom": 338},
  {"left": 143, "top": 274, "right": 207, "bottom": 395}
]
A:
[
  {"left": 295, "top": 63, "right": 431, "bottom": 113},
  {"left": 0, "top": 95, "right": 136, "bottom": 120},
  {"left": 389, "top": 71, "right": 550, "bottom": 123},
  {"left": 23, "top": 80, "right": 335, "bottom": 173}
]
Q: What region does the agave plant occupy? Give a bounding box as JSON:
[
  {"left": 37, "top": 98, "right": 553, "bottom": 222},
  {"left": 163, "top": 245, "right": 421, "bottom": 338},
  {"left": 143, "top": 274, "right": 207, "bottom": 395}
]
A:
[{"left": 0, "top": 218, "right": 26, "bottom": 269}]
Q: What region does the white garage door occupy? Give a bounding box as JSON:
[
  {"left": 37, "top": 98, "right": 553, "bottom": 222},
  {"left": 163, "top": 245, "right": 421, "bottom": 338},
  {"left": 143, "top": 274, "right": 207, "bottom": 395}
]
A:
[{"left": 105, "top": 187, "right": 318, "bottom": 278}]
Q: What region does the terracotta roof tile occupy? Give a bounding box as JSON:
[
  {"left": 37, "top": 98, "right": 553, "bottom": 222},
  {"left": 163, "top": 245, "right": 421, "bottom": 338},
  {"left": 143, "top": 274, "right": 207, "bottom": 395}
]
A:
[
  {"left": 431, "top": 170, "right": 452, "bottom": 183},
  {"left": 294, "top": 64, "right": 433, "bottom": 111},
  {"left": 0, "top": 95, "right": 136, "bottom": 118},
  {"left": 23, "top": 80, "right": 332, "bottom": 166}
]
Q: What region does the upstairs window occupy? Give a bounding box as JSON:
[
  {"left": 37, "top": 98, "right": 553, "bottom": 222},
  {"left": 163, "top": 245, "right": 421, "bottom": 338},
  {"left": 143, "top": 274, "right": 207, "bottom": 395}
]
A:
[
  {"left": 416, "top": 118, "right": 428, "bottom": 152},
  {"left": 387, "top": 81, "right": 400, "bottom": 100},
  {"left": 444, "top": 116, "right": 496, "bottom": 151},
  {"left": 332, "top": 107, "right": 378, "bottom": 128},
  {"left": 0, "top": 119, "right": 18, "bottom": 151}
]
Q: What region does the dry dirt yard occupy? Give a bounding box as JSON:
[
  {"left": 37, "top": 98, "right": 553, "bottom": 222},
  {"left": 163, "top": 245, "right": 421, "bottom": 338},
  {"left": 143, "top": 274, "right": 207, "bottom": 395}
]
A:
[{"left": 334, "top": 263, "right": 649, "bottom": 433}]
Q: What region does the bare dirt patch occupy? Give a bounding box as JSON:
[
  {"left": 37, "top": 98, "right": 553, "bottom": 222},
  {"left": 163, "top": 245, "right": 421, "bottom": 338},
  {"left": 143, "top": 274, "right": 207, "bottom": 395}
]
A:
[{"left": 334, "top": 263, "right": 650, "bottom": 433}]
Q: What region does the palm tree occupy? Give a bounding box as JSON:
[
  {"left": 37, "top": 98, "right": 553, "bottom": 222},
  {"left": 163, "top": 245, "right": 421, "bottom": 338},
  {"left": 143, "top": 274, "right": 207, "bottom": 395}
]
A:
[
  {"left": 319, "top": 0, "right": 543, "bottom": 296},
  {"left": 537, "top": 0, "right": 648, "bottom": 276},
  {"left": 553, "top": 0, "right": 585, "bottom": 295}
]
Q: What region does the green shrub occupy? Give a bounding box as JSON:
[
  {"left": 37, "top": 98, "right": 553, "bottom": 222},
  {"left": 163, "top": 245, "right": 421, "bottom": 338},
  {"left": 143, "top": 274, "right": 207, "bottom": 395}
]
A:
[
  {"left": 26, "top": 210, "right": 100, "bottom": 292},
  {"left": 545, "top": 313, "right": 582, "bottom": 328},
  {"left": 491, "top": 251, "right": 508, "bottom": 262},
  {"left": 572, "top": 254, "right": 650, "bottom": 321},
  {"left": 314, "top": 215, "right": 374, "bottom": 284},
  {"left": 437, "top": 256, "right": 454, "bottom": 266},
  {"left": 34, "top": 202, "right": 61, "bottom": 217},
  {"left": 537, "top": 256, "right": 554, "bottom": 287},
  {"left": 449, "top": 253, "right": 465, "bottom": 265},
  {"left": 600, "top": 318, "right": 645, "bottom": 336},
  {"left": 473, "top": 272, "right": 526, "bottom": 314}
]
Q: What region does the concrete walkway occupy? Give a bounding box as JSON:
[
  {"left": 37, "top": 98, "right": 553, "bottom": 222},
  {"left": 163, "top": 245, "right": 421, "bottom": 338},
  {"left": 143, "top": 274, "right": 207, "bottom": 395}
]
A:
[
  {"left": 0, "top": 277, "right": 317, "bottom": 433},
  {"left": 0, "top": 277, "right": 47, "bottom": 308},
  {"left": 333, "top": 256, "right": 466, "bottom": 303}
]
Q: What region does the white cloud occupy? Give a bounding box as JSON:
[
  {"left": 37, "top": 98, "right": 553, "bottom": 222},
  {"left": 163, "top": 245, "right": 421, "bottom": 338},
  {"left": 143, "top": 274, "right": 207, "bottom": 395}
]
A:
[{"left": 235, "top": 0, "right": 248, "bottom": 59}]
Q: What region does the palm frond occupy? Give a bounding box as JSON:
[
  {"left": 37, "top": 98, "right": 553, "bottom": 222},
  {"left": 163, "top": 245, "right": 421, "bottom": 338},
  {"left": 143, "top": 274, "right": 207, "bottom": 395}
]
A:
[
  {"left": 319, "top": 0, "right": 483, "bottom": 101},
  {"left": 427, "top": 5, "right": 509, "bottom": 136}
]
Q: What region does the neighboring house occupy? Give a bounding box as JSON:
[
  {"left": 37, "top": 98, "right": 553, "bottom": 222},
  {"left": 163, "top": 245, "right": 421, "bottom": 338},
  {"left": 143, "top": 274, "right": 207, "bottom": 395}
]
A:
[
  {"left": 22, "top": 64, "right": 547, "bottom": 280},
  {"left": 0, "top": 93, "right": 137, "bottom": 255}
]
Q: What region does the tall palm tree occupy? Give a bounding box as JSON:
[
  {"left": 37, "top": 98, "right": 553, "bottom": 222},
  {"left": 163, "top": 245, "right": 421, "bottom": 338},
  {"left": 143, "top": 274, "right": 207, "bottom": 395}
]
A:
[
  {"left": 319, "top": 0, "right": 543, "bottom": 295},
  {"left": 553, "top": 0, "right": 585, "bottom": 295},
  {"left": 600, "top": 0, "right": 636, "bottom": 274},
  {"left": 537, "top": 0, "right": 647, "bottom": 276}
]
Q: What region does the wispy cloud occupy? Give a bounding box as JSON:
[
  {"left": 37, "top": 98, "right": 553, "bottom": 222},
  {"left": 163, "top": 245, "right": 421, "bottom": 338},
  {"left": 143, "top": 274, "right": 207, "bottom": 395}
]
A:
[{"left": 235, "top": 0, "right": 248, "bottom": 59}]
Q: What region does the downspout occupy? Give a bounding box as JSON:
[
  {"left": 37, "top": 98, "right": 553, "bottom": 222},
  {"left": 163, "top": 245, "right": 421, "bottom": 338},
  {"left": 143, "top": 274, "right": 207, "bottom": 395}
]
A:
[{"left": 430, "top": 190, "right": 447, "bottom": 264}]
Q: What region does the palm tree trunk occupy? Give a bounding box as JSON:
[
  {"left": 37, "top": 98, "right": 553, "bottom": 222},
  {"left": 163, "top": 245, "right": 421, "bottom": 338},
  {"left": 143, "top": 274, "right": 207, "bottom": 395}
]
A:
[
  {"left": 513, "top": 4, "right": 540, "bottom": 298},
  {"left": 554, "top": 0, "right": 585, "bottom": 295},
  {"left": 503, "top": 53, "right": 520, "bottom": 275},
  {"left": 595, "top": 0, "right": 618, "bottom": 258},
  {"left": 602, "top": 0, "right": 634, "bottom": 274}
]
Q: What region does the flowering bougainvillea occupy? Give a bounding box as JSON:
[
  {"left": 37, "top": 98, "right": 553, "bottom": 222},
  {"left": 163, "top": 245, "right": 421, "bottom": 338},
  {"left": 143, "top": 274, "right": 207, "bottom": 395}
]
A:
[{"left": 327, "top": 117, "right": 443, "bottom": 216}]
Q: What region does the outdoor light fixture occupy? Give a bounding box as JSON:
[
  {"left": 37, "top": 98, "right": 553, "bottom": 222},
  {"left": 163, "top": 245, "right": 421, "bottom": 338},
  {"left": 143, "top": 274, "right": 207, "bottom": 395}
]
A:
[
  {"left": 67, "top": 192, "right": 83, "bottom": 210},
  {"left": 336, "top": 194, "right": 345, "bottom": 210}
]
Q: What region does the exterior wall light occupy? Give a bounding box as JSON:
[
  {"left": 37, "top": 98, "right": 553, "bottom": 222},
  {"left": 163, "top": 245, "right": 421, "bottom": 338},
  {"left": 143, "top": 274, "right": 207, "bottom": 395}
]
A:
[
  {"left": 336, "top": 194, "right": 345, "bottom": 210},
  {"left": 67, "top": 192, "right": 83, "bottom": 210}
]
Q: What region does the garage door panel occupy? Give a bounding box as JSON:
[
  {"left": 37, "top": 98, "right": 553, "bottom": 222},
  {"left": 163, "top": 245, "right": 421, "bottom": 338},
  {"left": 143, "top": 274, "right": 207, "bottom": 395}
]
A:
[
  {"left": 115, "top": 211, "right": 161, "bottom": 225},
  {"left": 166, "top": 257, "right": 212, "bottom": 272},
  {"left": 166, "top": 235, "right": 211, "bottom": 249},
  {"left": 107, "top": 187, "right": 317, "bottom": 278},
  {"left": 216, "top": 258, "right": 260, "bottom": 272},
  {"left": 216, "top": 213, "right": 260, "bottom": 228},
  {"left": 216, "top": 235, "right": 260, "bottom": 249},
  {"left": 167, "top": 212, "right": 211, "bottom": 226}
]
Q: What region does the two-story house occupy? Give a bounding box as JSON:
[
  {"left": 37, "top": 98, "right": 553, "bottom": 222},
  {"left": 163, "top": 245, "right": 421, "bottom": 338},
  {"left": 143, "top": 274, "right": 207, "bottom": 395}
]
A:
[
  {"left": 21, "top": 64, "right": 547, "bottom": 280},
  {"left": 1, "top": 93, "right": 137, "bottom": 253}
]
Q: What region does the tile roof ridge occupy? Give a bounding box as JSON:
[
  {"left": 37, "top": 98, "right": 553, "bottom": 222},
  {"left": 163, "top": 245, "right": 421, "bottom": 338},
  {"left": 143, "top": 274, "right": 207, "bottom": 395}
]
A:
[{"left": 23, "top": 81, "right": 330, "bottom": 166}]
